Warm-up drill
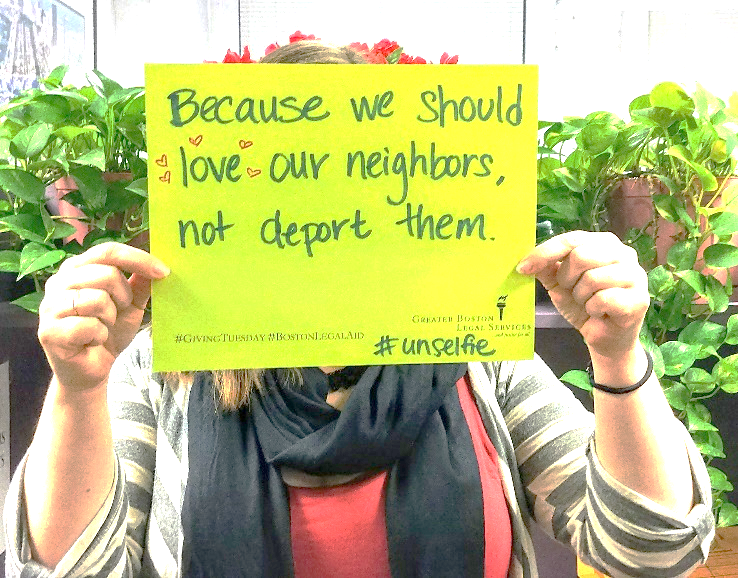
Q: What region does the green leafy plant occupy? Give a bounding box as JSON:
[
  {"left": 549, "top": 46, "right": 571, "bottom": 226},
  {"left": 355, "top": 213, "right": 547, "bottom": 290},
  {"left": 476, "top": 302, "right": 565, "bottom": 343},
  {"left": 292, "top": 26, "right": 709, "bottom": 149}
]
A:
[
  {"left": 0, "top": 66, "right": 148, "bottom": 312},
  {"left": 537, "top": 83, "right": 738, "bottom": 242},
  {"left": 543, "top": 82, "right": 738, "bottom": 526}
]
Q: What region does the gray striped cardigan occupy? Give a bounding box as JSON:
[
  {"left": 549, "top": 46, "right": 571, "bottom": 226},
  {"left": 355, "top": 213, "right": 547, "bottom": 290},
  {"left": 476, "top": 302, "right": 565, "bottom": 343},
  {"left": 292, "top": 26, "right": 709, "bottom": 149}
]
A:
[{"left": 4, "top": 331, "right": 715, "bottom": 577}]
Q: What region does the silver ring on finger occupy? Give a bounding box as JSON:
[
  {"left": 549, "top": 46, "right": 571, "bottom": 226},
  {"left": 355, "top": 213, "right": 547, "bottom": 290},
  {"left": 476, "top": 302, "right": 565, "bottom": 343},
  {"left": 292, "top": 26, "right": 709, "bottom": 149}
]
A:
[{"left": 72, "top": 288, "right": 81, "bottom": 316}]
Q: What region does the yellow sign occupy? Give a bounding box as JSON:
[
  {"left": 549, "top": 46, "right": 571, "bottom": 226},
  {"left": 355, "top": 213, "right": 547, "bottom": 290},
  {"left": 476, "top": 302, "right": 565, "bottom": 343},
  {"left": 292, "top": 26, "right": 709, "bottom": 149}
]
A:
[{"left": 146, "top": 63, "right": 538, "bottom": 372}]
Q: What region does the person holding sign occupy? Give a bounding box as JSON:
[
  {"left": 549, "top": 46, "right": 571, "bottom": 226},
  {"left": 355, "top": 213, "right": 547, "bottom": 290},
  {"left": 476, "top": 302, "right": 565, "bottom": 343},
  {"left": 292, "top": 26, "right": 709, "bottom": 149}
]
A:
[{"left": 6, "top": 42, "right": 712, "bottom": 578}]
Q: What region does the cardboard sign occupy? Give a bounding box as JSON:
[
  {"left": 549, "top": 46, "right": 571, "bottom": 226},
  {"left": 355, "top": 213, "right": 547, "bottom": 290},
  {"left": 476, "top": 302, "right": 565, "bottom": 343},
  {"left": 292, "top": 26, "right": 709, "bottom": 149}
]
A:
[{"left": 146, "top": 63, "right": 538, "bottom": 371}]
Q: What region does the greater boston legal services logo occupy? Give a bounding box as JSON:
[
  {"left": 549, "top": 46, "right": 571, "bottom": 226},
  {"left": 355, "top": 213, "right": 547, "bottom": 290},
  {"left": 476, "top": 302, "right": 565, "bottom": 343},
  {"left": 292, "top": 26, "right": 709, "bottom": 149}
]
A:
[{"left": 497, "top": 295, "right": 507, "bottom": 320}]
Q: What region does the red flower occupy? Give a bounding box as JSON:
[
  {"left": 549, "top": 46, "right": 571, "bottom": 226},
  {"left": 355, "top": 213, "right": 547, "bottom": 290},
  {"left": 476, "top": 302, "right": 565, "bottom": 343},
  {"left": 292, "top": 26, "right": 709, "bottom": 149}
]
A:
[
  {"left": 240, "top": 47, "right": 255, "bottom": 63},
  {"left": 372, "top": 39, "right": 400, "bottom": 57},
  {"left": 365, "top": 50, "right": 388, "bottom": 64},
  {"left": 398, "top": 53, "right": 426, "bottom": 64},
  {"left": 221, "top": 47, "right": 255, "bottom": 63},
  {"left": 440, "top": 52, "right": 459, "bottom": 64},
  {"left": 289, "top": 31, "right": 317, "bottom": 43},
  {"left": 222, "top": 49, "right": 241, "bottom": 63},
  {"left": 218, "top": 35, "right": 458, "bottom": 65}
]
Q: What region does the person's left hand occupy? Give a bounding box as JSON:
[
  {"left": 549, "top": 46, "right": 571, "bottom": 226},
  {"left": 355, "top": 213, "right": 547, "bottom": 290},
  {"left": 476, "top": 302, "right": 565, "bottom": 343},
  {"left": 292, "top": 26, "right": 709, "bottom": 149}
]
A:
[{"left": 517, "top": 231, "right": 649, "bottom": 359}]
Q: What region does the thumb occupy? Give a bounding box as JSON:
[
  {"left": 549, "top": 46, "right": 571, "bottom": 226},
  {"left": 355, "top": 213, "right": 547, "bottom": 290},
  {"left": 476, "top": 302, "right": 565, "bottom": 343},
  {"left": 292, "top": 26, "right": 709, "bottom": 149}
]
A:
[{"left": 128, "top": 273, "right": 153, "bottom": 310}]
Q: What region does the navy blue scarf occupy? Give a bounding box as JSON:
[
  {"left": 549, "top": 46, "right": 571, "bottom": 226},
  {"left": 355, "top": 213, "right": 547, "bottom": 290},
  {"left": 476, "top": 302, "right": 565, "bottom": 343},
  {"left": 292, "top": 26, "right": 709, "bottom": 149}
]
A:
[{"left": 181, "top": 364, "right": 484, "bottom": 577}]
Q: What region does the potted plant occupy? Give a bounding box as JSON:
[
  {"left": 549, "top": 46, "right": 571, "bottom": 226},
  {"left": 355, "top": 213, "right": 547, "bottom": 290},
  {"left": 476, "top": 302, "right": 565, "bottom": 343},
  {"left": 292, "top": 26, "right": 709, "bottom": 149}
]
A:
[
  {"left": 0, "top": 65, "right": 148, "bottom": 312},
  {"left": 539, "top": 81, "right": 738, "bottom": 527}
]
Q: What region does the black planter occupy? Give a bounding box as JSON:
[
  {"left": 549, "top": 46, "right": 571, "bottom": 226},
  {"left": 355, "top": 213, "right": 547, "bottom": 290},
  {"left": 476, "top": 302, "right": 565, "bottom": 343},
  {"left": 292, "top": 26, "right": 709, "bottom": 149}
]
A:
[
  {"left": 535, "top": 279, "right": 550, "bottom": 303},
  {"left": 0, "top": 272, "right": 35, "bottom": 303}
]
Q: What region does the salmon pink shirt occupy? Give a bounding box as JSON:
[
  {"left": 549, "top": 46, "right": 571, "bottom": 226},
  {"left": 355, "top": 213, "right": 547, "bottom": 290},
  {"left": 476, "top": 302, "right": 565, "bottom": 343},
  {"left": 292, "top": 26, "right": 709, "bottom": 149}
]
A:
[{"left": 289, "top": 375, "right": 513, "bottom": 577}]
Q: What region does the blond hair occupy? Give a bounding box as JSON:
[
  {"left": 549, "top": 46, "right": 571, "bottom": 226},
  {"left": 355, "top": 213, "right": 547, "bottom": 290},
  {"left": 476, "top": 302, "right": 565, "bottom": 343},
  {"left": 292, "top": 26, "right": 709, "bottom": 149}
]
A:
[
  {"left": 260, "top": 40, "right": 366, "bottom": 64},
  {"left": 165, "top": 368, "right": 303, "bottom": 411},
  {"left": 165, "top": 41, "right": 365, "bottom": 411}
]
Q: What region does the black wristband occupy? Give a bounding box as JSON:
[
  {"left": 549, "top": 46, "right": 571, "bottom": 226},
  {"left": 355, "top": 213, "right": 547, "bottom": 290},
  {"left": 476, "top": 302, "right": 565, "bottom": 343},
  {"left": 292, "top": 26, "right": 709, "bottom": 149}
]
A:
[{"left": 590, "top": 351, "right": 653, "bottom": 394}]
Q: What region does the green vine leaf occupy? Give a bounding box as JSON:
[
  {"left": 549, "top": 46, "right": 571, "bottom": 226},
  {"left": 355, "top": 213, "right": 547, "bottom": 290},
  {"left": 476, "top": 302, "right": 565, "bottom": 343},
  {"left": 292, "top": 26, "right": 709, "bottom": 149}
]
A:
[
  {"left": 704, "top": 243, "right": 738, "bottom": 268},
  {"left": 674, "top": 270, "right": 704, "bottom": 296},
  {"left": 560, "top": 369, "right": 592, "bottom": 392},
  {"left": 69, "top": 165, "right": 107, "bottom": 212},
  {"left": 709, "top": 211, "right": 738, "bottom": 237},
  {"left": 686, "top": 403, "right": 718, "bottom": 432},
  {"left": 667, "top": 240, "right": 699, "bottom": 271},
  {"left": 678, "top": 320, "right": 726, "bottom": 353},
  {"left": 660, "top": 341, "right": 699, "bottom": 375},
  {"left": 0, "top": 250, "right": 21, "bottom": 273},
  {"left": 575, "top": 114, "right": 620, "bottom": 154},
  {"left": 653, "top": 194, "right": 680, "bottom": 222},
  {"left": 53, "top": 126, "right": 96, "bottom": 142},
  {"left": 10, "top": 290, "right": 44, "bottom": 313},
  {"left": 713, "top": 355, "right": 738, "bottom": 393},
  {"left": 553, "top": 167, "right": 585, "bottom": 193},
  {"left": 663, "top": 380, "right": 690, "bottom": 410},
  {"left": 667, "top": 145, "right": 718, "bottom": 191},
  {"left": 10, "top": 122, "right": 53, "bottom": 159},
  {"left": 0, "top": 168, "right": 46, "bottom": 204},
  {"left": 695, "top": 441, "right": 726, "bottom": 458},
  {"left": 17, "top": 242, "right": 66, "bottom": 280},
  {"left": 71, "top": 149, "right": 106, "bottom": 171},
  {"left": 647, "top": 265, "right": 675, "bottom": 299},
  {"left": 650, "top": 82, "right": 694, "bottom": 115},
  {"left": 726, "top": 314, "right": 738, "bottom": 345},
  {"left": 705, "top": 275, "right": 730, "bottom": 313},
  {"left": 718, "top": 501, "right": 738, "bottom": 527},
  {"left": 386, "top": 46, "right": 404, "bottom": 64},
  {"left": 708, "top": 466, "right": 735, "bottom": 492},
  {"left": 682, "top": 367, "right": 716, "bottom": 394},
  {"left": 0, "top": 214, "right": 50, "bottom": 245},
  {"left": 712, "top": 355, "right": 738, "bottom": 393},
  {"left": 125, "top": 177, "right": 148, "bottom": 198},
  {"left": 687, "top": 416, "right": 718, "bottom": 433}
]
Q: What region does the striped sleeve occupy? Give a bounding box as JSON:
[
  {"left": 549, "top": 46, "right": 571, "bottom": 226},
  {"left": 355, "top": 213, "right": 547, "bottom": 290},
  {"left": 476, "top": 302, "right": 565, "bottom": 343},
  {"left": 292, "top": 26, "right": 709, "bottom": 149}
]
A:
[
  {"left": 107, "top": 332, "right": 160, "bottom": 577},
  {"left": 496, "top": 354, "right": 714, "bottom": 578},
  {"left": 3, "top": 446, "right": 131, "bottom": 577},
  {"left": 2, "top": 332, "right": 160, "bottom": 578}
]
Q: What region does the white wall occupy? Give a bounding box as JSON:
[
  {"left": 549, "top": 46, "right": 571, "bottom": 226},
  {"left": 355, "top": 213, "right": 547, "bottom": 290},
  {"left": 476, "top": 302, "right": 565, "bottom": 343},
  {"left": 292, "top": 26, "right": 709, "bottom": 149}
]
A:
[
  {"left": 96, "top": 0, "right": 240, "bottom": 87},
  {"left": 526, "top": 0, "right": 738, "bottom": 121},
  {"left": 93, "top": 0, "right": 738, "bottom": 118},
  {"left": 238, "top": 0, "right": 525, "bottom": 64}
]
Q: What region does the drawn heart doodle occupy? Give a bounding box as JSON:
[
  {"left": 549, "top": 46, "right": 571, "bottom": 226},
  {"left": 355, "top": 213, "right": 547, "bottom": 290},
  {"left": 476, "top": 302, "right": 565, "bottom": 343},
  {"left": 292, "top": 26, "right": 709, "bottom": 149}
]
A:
[
  {"left": 246, "top": 167, "right": 261, "bottom": 178},
  {"left": 159, "top": 171, "right": 171, "bottom": 183},
  {"left": 239, "top": 140, "right": 253, "bottom": 149},
  {"left": 155, "top": 154, "right": 168, "bottom": 167},
  {"left": 189, "top": 135, "right": 203, "bottom": 146}
]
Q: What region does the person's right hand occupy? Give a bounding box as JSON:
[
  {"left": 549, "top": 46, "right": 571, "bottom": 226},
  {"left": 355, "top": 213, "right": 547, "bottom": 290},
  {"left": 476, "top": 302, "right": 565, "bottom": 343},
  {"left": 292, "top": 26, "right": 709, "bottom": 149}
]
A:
[{"left": 37, "top": 243, "right": 169, "bottom": 392}]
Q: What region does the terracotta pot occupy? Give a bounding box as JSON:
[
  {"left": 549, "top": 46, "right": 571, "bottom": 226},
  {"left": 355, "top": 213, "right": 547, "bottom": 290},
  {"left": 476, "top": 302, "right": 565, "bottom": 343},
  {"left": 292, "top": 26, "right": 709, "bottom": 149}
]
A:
[
  {"left": 607, "top": 176, "right": 681, "bottom": 266},
  {"left": 45, "top": 175, "right": 89, "bottom": 245},
  {"left": 608, "top": 176, "right": 738, "bottom": 289},
  {"left": 696, "top": 177, "right": 738, "bottom": 289},
  {"left": 45, "top": 172, "right": 147, "bottom": 249}
]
